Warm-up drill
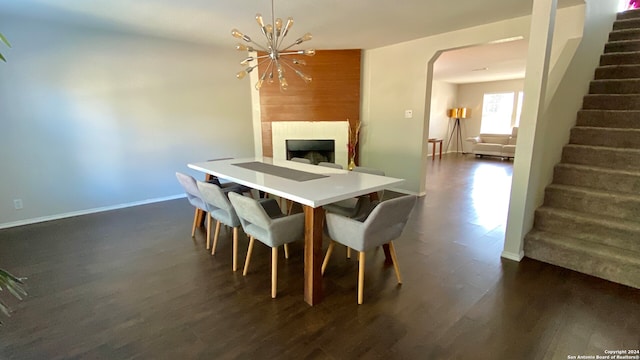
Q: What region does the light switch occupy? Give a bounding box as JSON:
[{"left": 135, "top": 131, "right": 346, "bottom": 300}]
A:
[{"left": 404, "top": 110, "right": 413, "bottom": 119}]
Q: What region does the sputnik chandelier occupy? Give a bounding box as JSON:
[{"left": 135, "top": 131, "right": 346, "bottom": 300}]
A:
[{"left": 231, "top": 0, "right": 315, "bottom": 91}]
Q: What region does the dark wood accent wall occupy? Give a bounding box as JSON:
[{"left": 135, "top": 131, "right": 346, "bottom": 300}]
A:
[{"left": 258, "top": 49, "right": 362, "bottom": 157}]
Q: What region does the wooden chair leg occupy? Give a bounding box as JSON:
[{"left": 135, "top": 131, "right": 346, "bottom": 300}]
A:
[
  {"left": 284, "top": 243, "right": 290, "bottom": 259},
  {"left": 206, "top": 213, "right": 212, "bottom": 249},
  {"left": 243, "top": 236, "right": 255, "bottom": 276},
  {"left": 388, "top": 242, "right": 402, "bottom": 284},
  {"left": 347, "top": 246, "right": 351, "bottom": 259},
  {"left": 358, "top": 251, "right": 365, "bottom": 305},
  {"left": 271, "top": 247, "right": 278, "bottom": 298},
  {"left": 321, "top": 241, "right": 335, "bottom": 275},
  {"left": 232, "top": 227, "right": 239, "bottom": 271},
  {"left": 191, "top": 208, "right": 199, "bottom": 238},
  {"left": 287, "top": 200, "right": 294, "bottom": 215},
  {"left": 211, "top": 220, "right": 221, "bottom": 255}
]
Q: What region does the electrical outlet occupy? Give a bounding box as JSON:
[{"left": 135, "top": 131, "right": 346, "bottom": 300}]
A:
[
  {"left": 404, "top": 110, "right": 413, "bottom": 119},
  {"left": 13, "top": 199, "right": 23, "bottom": 210}
]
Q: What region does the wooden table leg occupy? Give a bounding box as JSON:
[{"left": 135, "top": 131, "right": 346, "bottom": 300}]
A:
[
  {"left": 439, "top": 140, "right": 443, "bottom": 159},
  {"left": 304, "top": 205, "right": 324, "bottom": 306},
  {"left": 432, "top": 142, "right": 436, "bottom": 162}
]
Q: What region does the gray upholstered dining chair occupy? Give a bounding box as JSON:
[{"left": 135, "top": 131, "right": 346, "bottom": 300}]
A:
[
  {"left": 323, "top": 166, "right": 386, "bottom": 258},
  {"left": 318, "top": 162, "right": 343, "bottom": 169},
  {"left": 176, "top": 172, "right": 241, "bottom": 242},
  {"left": 323, "top": 194, "right": 417, "bottom": 304},
  {"left": 228, "top": 192, "right": 305, "bottom": 298},
  {"left": 290, "top": 157, "right": 312, "bottom": 164},
  {"left": 175, "top": 172, "right": 210, "bottom": 239},
  {"left": 196, "top": 181, "right": 245, "bottom": 270}
]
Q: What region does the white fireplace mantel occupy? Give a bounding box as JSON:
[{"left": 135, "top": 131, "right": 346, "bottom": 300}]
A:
[{"left": 271, "top": 121, "right": 349, "bottom": 168}]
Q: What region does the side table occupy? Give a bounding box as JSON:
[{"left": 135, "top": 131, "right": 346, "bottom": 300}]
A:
[{"left": 428, "top": 138, "right": 443, "bottom": 160}]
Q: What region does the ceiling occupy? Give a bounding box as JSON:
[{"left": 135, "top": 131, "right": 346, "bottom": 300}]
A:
[{"left": 0, "top": 0, "right": 584, "bottom": 84}]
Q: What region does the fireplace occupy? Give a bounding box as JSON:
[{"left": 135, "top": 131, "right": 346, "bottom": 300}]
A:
[
  {"left": 286, "top": 139, "right": 335, "bottom": 165},
  {"left": 270, "top": 121, "right": 349, "bottom": 168}
]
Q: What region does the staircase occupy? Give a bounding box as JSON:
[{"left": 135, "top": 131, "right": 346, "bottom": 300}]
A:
[{"left": 524, "top": 8, "right": 640, "bottom": 289}]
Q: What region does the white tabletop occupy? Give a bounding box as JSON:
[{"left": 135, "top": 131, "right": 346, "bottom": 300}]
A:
[{"left": 188, "top": 157, "right": 404, "bottom": 208}]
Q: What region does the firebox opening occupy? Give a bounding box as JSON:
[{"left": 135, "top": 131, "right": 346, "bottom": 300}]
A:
[{"left": 286, "top": 139, "right": 335, "bottom": 165}]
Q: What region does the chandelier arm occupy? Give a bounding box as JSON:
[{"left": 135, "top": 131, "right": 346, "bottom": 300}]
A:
[
  {"left": 278, "top": 51, "right": 305, "bottom": 56},
  {"left": 279, "top": 41, "right": 302, "bottom": 52},
  {"left": 247, "top": 40, "right": 270, "bottom": 52}
]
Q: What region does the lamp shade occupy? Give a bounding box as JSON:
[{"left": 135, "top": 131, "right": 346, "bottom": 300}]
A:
[{"left": 447, "top": 107, "right": 471, "bottom": 119}]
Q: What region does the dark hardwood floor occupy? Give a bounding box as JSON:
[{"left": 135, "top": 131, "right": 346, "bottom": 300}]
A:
[{"left": 1, "top": 154, "right": 638, "bottom": 359}]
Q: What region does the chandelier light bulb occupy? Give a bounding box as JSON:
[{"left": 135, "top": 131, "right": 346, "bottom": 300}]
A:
[
  {"left": 235, "top": 43, "right": 253, "bottom": 51},
  {"left": 279, "top": 77, "right": 289, "bottom": 91},
  {"left": 255, "top": 79, "right": 264, "bottom": 90},
  {"left": 303, "top": 49, "right": 316, "bottom": 56},
  {"left": 292, "top": 59, "right": 306, "bottom": 66},
  {"left": 299, "top": 33, "right": 312, "bottom": 42},
  {"left": 282, "top": 17, "right": 294, "bottom": 38},
  {"left": 236, "top": 70, "right": 248, "bottom": 79},
  {"left": 275, "top": 18, "right": 283, "bottom": 36},
  {"left": 256, "top": 14, "right": 264, "bottom": 27}
]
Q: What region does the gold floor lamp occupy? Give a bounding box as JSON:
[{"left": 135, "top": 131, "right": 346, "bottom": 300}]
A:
[{"left": 446, "top": 107, "right": 471, "bottom": 154}]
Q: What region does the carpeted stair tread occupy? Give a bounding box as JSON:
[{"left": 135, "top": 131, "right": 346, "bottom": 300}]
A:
[
  {"left": 605, "top": 39, "right": 640, "bottom": 53},
  {"left": 553, "top": 163, "right": 640, "bottom": 194},
  {"left": 562, "top": 144, "right": 640, "bottom": 171},
  {"left": 595, "top": 64, "right": 640, "bottom": 79},
  {"left": 613, "top": 17, "right": 640, "bottom": 31},
  {"left": 570, "top": 126, "right": 640, "bottom": 148},
  {"left": 577, "top": 109, "right": 640, "bottom": 128},
  {"left": 534, "top": 206, "right": 640, "bottom": 253},
  {"left": 589, "top": 78, "right": 640, "bottom": 94},
  {"left": 583, "top": 94, "right": 640, "bottom": 110},
  {"left": 609, "top": 28, "right": 640, "bottom": 41},
  {"left": 545, "top": 183, "right": 640, "bottom": 221},
  {"left": 524, "top": 230, "right": 640, "bottom": 289},
  {"left": 617, "top": 8, "right": 640, "bottom": 21}
]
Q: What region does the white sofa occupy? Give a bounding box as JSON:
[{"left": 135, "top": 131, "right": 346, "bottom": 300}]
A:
[{"left": 466, "top": 127, "right": 518, "bottom": 159}]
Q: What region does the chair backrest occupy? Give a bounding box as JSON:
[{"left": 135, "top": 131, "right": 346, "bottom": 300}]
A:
[
  {"left": 352, "top": 166, "right": 385, "bottom": 199},
  {"left": 196, "top": 181, "right": 240, "bottom": 226},
  {"left": 290, "top": 157, "right": 312, "bottom": 164},
  {"left": 176, "top": 172, "right": 206, "bottom": 210},
  {"left": 353, "top": 166, "right": 385, "bottom": 176},
  {"left": 228, "top": 192, "right": 272, "bottom": 231},
  {"left": 362, "top": 195, "right": 416, "bottom": 249},
  {"left": 318, "top": 162, "right": 343, "bottom": 169}
]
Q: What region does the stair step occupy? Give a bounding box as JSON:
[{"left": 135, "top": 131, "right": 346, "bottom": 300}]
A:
[
  {"left": 534, "top": 207, "right": 640, "bottom": 253},
  {"left": 609, "top": 28, "right": 640, "bottom": 41},
  {"left": 613, "top": 17, "right": 640, "bottom": 31},
  {"left": 570, "top": 126, "right": 640, "bottom": 148},
  {"left": 595, "top": 64, "right": 640, "bottom": 79},
  {"left": 562, "top": 144, "right": 640, "bottom": 171},
  {"left": 605, "top": 39, "right": 640, "bottom": 53},
  {"left": 589, "top": 78, "right": 640, "bottom": 94},
  {"left": 617, "top": 8, "right": 640, "bottom": 21},
  {"left": 600, "top": 51, "right": 640, "bottom": 66},
  {"left": 577, "top": 109, "right": 640, "bottom": 128},
  {"left": 583, "top": 94, "right": 640, "bottom": 110},
  {"left": 524, "top": 230, "right": 640, "bottom": 289},
  {"left": 544, "top": 184, "right": 640, "bottom": 221},
  {"left": 554, "top": 163, "right": 640, "bottom": 194}
]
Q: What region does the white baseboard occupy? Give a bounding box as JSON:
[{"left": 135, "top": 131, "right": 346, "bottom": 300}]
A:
[
  {"left": 501, "top": 250, "right": 525, "bottom": 262},
  {"left": 0, "top": 194, "right": 186, "bottom": 230}
]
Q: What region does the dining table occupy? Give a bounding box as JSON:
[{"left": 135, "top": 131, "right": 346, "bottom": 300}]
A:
[{"left": 188, "top": 157, "right": 404, "bottom": 306}]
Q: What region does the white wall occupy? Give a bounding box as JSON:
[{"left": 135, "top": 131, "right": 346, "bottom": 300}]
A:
[
  {"left": 0, "top": 16, "right": 254, "bottom": 227},
  {"left": 428, "top": 80, "right": 457, "bottom": 156},
  {"left": 457, "top": 78, "right": 524, "bottom": 151},
  {"left": 360, "top": 5, "right": 585, "bottom": 195}
]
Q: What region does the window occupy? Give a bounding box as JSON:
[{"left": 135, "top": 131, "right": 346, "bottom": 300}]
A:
[{"left": 480, "top": 91, "right": 524, "bottom": 134}]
